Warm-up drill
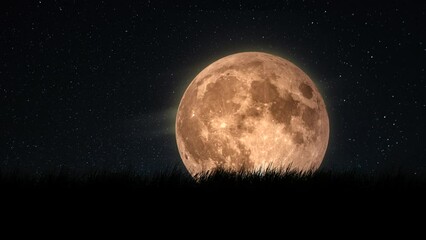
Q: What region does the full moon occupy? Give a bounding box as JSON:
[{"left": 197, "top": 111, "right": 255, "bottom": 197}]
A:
[{"left": 176, "top": 52, "right": 329, "bottom": 178}]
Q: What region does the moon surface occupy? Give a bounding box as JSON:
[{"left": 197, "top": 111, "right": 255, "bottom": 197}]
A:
[{"left": 176, "top": 52, "right": 329, "bottom": 178}]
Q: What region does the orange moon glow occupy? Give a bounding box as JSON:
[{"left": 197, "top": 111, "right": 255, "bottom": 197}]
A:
[{"left": 176, "top": 52, "right": 329, "bottom": 178}]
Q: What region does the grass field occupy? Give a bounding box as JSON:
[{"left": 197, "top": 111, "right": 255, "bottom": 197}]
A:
[
  {"left": 1, "top": 168, "right": 425, "bottom": 216},
  {"left": 1, "top": 168, "right": 424, "bottom": 194}
]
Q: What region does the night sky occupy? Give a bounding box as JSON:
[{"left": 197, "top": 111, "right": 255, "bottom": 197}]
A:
[{"left": 1, "top": 1, "right": 425, "bottom": 175}]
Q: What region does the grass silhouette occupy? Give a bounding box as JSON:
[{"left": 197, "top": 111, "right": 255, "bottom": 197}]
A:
[
  {"left": 1, "top": 167, "right": 425, "bottom": 194},
  {"left": 2, "top": 167, "right": 426, "bottom": 214}
]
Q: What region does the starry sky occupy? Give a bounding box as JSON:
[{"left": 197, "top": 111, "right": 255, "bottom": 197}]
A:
[{"left": 1, "top": 1, "right": 425, "bottom": 175}]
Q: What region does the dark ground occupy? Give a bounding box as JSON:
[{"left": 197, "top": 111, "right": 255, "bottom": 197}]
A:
[
  {"left": 1, "top": 169, "right": 424, "bottom": 232},
  {"left": 2, "top": 169, "right": 425, "bottom": 204}
]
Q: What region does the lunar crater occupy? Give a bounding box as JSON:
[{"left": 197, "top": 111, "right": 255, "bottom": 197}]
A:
[{"left": 299, "top": 83, "right": 314, "bottom": 99}]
